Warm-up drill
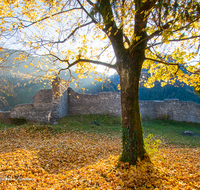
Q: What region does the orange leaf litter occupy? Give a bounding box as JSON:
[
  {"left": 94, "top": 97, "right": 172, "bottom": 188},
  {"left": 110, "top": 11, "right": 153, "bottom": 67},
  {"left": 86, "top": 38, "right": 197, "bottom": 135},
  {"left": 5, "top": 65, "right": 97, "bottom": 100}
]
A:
[{"left": 0, "top": 126, "right": 199, "bottom": 189}]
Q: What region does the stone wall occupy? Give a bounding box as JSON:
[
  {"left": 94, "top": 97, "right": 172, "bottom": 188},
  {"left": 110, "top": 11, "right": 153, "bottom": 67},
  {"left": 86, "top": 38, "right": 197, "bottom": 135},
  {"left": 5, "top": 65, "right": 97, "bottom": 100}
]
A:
[
  {"left": 8, "top": 77, "right": 69, "bottom": 124},
  {"left": 68, "top": 87, "right": 121, "bottom": 116},
  {"left": 68, "top": 88, "right": 200, "bottom": 123},
  {"left": 10, "top": 103, "right": 51, "bottom": 123},
  {"left": 10, "top": 89, "right": 52, "bottom": 123},
  {"left": 50, "top": 77, "right": 69, "bottom": 123},
  {"left": 0, "top": 77, "right": 199, "bottom": 124},
  {"left": 33, "top": 89, "right": 52, "bottom": 105},
  {"left": 139, "top": 99, "right": 200, "bottom": 123},
  {"left": 0, "top": 111, "right": 11, "bottom": 119}
]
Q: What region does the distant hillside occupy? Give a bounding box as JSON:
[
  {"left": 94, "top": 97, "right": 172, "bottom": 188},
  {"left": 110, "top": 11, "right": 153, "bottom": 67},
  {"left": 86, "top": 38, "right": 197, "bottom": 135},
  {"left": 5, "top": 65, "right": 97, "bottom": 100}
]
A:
[
  {"left": 0, "top": 49, "right": 106, "bottom": 109},
  {"left": 0, "top": 48, "right": 40, "bottom": 74},
  {"left": 0, "top": 72, "right": 51, "bottom": 110},
  {"left": 1, "top": 70, "right": 199, "bottom": 110},
  {"left": 0, "top": 49, "right": 199, "bottom": 109},
  {"left": 0, "top": 48, "right": 104, "bottom": 87}
]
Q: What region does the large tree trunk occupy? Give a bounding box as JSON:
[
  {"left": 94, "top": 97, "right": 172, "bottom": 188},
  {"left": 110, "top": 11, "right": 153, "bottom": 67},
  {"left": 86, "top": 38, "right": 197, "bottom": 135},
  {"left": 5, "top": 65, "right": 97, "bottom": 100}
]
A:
[
  {"left": 117, "top": 54, "right": 145, "bottom": 165},
  {"left": 97, "top": 0, "right": 149, "bottom": 165}
]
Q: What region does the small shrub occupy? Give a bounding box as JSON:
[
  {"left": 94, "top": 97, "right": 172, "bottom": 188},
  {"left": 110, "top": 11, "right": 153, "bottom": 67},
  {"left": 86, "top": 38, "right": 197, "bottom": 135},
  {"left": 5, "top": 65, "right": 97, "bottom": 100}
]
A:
[
  {"left": 106, "top": 111, "right": 110, "bottom": 115},
  {"left": 103, "top": 110, "right": 110, "bottom": 115},
  {"left": 163, "top": 114, "right": 168, "bottom": 120},
  {"left": 144, "top": 134, "right": 162, "bottom": 157}
]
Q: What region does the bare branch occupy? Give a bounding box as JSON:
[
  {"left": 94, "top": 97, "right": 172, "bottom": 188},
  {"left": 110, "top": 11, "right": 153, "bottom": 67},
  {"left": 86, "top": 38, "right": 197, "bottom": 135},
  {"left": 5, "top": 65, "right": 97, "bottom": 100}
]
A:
[
  {"left": 148, "top": 16, "right": 200, "bottom": 41},
  {"left": 58, "top": 58, "right": 116, "bottom": 75},
  {"left": 44, "top": 53, "right": 69, "bottom": 63},
  {"left": 145, "top": 57, "right": 199, "bottom": 75},
  {"left": 49, "top": 21, "right": 94, "bottom": 44},
  {"left": 147, "top": 35, "right": 200, "bottom": 49},
  {"left": 145, "top": 57, "right": 179, "bottom": 66},
  {"left": 22, "top": 8, "right": 82, "bottom": 28},
  {"left": 96, "top": 44, "right": 111, "bottom": 58},
  {"left": 76, "top": 58, "right": 116, "bottom": 69},
  {"left": 85, "top": 0, "right": 95, "bottom": 6},
  {"left": 27, "top": 21, "right": 93, "bottom": 46},
  {"left": 77, "top": 0, "right": 98, "bottom": 24},
  {"left": 44, "top": 52, "right": 115, "bottom": 74}
]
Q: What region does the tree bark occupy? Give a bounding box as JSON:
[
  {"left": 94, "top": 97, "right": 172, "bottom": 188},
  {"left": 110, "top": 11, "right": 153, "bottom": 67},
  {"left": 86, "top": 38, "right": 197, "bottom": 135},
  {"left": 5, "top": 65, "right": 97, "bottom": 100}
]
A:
[
  {"left": 117, "top": 53, "right": 145, "bottom": 165},
  {"left": 96, "top": 0, "right": 151, "bottom": 165}
]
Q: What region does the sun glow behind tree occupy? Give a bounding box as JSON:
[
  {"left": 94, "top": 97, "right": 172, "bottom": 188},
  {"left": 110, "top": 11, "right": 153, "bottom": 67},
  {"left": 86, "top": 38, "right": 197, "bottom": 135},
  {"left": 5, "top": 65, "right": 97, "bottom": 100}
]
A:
[{"left": 1, "top": 1, "right": 116, "bottom": 78}]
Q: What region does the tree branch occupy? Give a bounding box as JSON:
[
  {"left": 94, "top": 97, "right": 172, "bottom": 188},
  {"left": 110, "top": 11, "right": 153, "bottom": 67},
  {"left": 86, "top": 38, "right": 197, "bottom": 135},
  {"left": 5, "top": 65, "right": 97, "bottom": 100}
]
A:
[
  {"left": 147, "top": 20, "right": 174, "bottom": 40},
  {"left": 22, "top": 8, "right": 82, "bottom": 28},
  {"left": 147, "top": 16, "right": 200, "bottom": 41},
  {"left": 96, "top": 0, "right": 125, "bottom": 57},
  {"left": 145, "top": 57, "right": 179, "bottom": 66},
  {"left": 77, "top": 0, "right": 98, "bottom": 24},
  {"left": 96, "top": 43, "right": 111, "bottom": 58},
  {"left": 49, "top": 21, "right": 94, "bottom": 44},
  {"left": 172, "top": 17, "right": 200, "bottom": 33},
  {"left": 29, "top": 21, "right": 93, "bottom": 46},
  {"left": 58, "top": 58, "right": 116, "bottom": 75},
  {"left": 124, "top": 34, "right": 131, "bottom": 46},
  {"left": 85, "top": 0, "right": 95, "bottom": 6},
  {"left": 147, "top": 35, "right": 200, "bottom": 49},
  {"left": 45, "top": 53, "right": 115, "bottom": 73},
  {"left": 129, "top": 0, "right": 157, "bottom": 52},
  {"left": 145, "top": 57, "right": 199, "bottom": 74}
]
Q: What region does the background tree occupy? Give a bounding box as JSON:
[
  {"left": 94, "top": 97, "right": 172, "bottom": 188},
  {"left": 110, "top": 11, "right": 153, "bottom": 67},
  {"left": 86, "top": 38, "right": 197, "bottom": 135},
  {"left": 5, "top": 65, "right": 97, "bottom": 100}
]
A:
[{"left": 0, "top": 0, "right": 199, "bottom": 165}]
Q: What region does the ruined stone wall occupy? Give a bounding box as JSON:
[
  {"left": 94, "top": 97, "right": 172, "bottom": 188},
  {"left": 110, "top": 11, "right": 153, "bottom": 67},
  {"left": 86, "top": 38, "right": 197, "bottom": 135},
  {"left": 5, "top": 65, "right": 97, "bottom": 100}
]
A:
[
  {"left": 1, "top": 80, "right": 199, "bottom": 124},
  {"left": 155, "top": 99, "right": 200, "bottom": 123},
  {"left": 50, "top": 77, "right": 69, "bottom": 123},
  {"left": 139, "top": 99, "right": 200, "bottom": 123},
  {"left": 68, "top": 87, "right": 121, "bottom": 116},
  {"left": 0, "top": 111, "right": 11, "bottom": 119},
  {"left": 10, "top": 103, "right": 51, "bottom": 123},
  {"left": 68, "top": 88, "right": 200, "bottom": 123},
  {"left": 10, "top": 89, "right": 52, "bottom": 123},
  {"left": 7, "top": 77, "right": 69, "bottom": 124},
  {"left": 33, "top": 89, "right": 52, "bottom": 105}
]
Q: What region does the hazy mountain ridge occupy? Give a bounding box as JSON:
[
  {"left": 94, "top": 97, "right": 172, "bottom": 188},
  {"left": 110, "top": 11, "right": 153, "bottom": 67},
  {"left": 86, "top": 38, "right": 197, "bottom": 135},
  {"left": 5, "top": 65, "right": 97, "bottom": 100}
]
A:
[{"left": 0, "top": 49, "right": 199, "bottom": 110}]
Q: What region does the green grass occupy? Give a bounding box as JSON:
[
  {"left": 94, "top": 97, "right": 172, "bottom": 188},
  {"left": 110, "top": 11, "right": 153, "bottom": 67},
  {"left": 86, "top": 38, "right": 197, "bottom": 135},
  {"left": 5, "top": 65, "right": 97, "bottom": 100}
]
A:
[
  {"left": 57, "top": 114, "right": 122, "bottom": 135},
  {"left": 142, "top": 119, "right": 200, "bottom": 147},
  {"left": 1, "top": 114, "right": 200, "bottom": 147}
]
